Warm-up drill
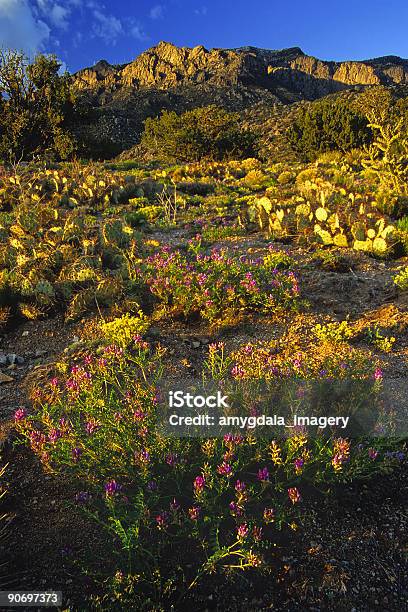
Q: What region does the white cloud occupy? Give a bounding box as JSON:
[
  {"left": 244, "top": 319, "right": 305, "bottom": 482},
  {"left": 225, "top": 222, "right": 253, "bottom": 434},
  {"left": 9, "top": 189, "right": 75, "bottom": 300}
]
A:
[
  {"left": 91, "top": 8, "right": 123, "bottom": 45},
  {"left": 72, "top": 30, "right": 82, "bottom": 47},
  {"left": 194, "top": 6, "right": 207, "bottom": 16},
  {"left": 130, "top": 21, "right": 148, "bottom": 41},
  {"left": 36, "top": 0, "right": 70, "bottom": 27},
  {"left": 49, "top": 3, "right": 70, "bottom": 28},
  {"left": 0, "top": 0, "right": 50, "bottom": 55},
  {"left": 0, "top": 0, "right": 149, "bottom": 57},
  {"left": 149, "top": 4, "right": 163, "bottom": 20}
]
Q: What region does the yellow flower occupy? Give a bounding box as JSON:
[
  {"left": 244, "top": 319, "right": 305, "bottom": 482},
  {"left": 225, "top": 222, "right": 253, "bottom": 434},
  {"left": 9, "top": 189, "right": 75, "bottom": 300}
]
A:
[
  {"left": 202, "top": 439, "right": 216, "bottom": 457},
  {"left": 269, "top": 440, "right": 283, "bottom": 465},
  {"left": 287, "top": 433, "right": 307, "bottom": 453}
]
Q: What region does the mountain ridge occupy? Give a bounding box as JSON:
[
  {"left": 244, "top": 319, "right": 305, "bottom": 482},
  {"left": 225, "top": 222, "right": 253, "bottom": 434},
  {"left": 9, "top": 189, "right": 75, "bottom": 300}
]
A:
[
  {"left": 71, "top": 41, "right": 408, "bottom": 157},
  {"left": 74, "top": 41, "right": 408, "bottom": 92}
]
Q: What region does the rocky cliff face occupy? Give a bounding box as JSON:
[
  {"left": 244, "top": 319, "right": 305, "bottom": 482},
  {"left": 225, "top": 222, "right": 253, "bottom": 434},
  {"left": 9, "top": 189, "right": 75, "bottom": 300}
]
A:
[
  {"left": 74, "top": 41, "right": 408, "bottom": 94},
  {"left": 72, "top": 41, "right": 408, "bottom": 156}
]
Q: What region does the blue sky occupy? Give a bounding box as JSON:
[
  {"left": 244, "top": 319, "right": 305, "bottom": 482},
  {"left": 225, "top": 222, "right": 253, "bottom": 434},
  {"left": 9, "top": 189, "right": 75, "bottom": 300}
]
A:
[{"left": 1, "top": 0, "right": 408, "bottom": 72}]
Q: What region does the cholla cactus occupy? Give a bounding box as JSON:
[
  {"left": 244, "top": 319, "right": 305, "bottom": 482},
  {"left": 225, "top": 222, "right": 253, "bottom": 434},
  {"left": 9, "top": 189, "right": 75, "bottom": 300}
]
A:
[{"left": 362, "top": 115, "right": 408, "bottom": 194}]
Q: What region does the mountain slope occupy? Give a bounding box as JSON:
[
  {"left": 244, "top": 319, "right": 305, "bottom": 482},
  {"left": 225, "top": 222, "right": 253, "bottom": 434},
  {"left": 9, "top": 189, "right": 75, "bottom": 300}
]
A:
[{"left": 72, "top": 41, "right": 408, "bottom": 157}]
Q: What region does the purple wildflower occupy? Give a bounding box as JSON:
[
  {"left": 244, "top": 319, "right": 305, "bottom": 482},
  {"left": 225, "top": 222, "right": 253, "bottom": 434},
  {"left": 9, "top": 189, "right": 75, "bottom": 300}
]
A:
[
  {"left": 193, "top": 475, "right": 205, "bottom": 493},
  {"left": 257, "top": 466, "right": 269, "bottom": 482},
  {"left": 263, "top": 508, "right": 275, "bottom": 523},
  {"left": 72, "top": 447, "right": 82, "bottom": 463},
  {"left": 188, "top": 506, "right": 201, "bottom": 520},
  {"left": 368, "top": 448, "right": 379, "bottom": 460},
  {"left": 75, "top": 491, "right": 91, "bottom": 504},
  {"left": 374, "top": 367, "right": 383, "bottom": 381},
  {"left": 237, "top": 523, "right": 249, "bottom": 539},
  {"left": 104, "top": 480, "right": 121, "bottom": 497},
  {"left": 14, "top": 407, "right": 27, "bottom": 421},
  {"left": 217, "top": 461, "right": 232, "bottom": 476}
]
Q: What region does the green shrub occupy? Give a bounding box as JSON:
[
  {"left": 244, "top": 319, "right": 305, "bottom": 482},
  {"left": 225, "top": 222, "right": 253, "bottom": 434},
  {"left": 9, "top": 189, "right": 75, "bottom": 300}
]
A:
[
  {"left": 0, "top": 50, "right": 76, "bottom": 161},
  {"left": 141, "top": 105, "right": 256, "bottom": 163},
  {"left": 99, "top": 312, "right": 149, "bottom": 348},
  {"left": 313, "top": 321, "right": 353, "bottom": 343},
  {"left": 140, "top": 241, "right": 302, "bottom": 324},
  {"left": 288, "top": 98, "right": 372, "bottom": 162},
  {"left": 201, "top": 225, "right": 244, "bottom": 243},
  {"left": 394, "top": 267, "right": 408, "bottom": 291},
  {"left": 276, "top": 170, "right": 295, "bottom": 185}
]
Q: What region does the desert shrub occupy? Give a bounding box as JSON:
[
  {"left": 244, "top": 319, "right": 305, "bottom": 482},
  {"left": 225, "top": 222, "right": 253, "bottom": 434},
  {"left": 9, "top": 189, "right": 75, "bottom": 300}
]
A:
[
  {"left": 310, "top": 249, "right": 351, "bottom": 272},
  {"left": 99, "top": 312, "right": 149, "bottom": 348},
  {"left": 394, "top": 267, "right": 408, "bottom": 291},
  {"left": 343, "top": 148, "right": 365, "bottom": 169},
  {"left": 176, "top": 181, "right": 215, "bottom": 196},
  {"left": 262, "top": 250, "right": 295, "bottom": 269},
  {"left": 124, "top": 206, "right": 162, "bottom": 227},
  {"left": 0, "top": 50, "right": 76, "bottom": 161},
  {"left": 201, "top": 224, "right": 244, "bottom": 243},
  {"left": 141, "top": 105, "right": 256, "bottom": 163},
  {"left": 288, "top": 98, "right": 372, "bottom": 162},
  {"left": 137, "top": 240, "right": 302, "bottom": 324},
  {"left": 374, "top": 187, "right": 400, "bottom": 216},
  {"left": 202, "top": 194, "right": 235, "bottom": 214},
  {"left": 295, "top": 167, "right": 319, "bottom": 189},
  {"left": 366, "top": 324, "right": 396, "bottom": 353},
  {"left": 241, "top": 169, "right": 270, "bottom": 190},
  {"left": 316, "top": 150, "right": 344, "bottom": 165},
  {"left": 313, "top": 321, "right": 354, "bottom": 343}
]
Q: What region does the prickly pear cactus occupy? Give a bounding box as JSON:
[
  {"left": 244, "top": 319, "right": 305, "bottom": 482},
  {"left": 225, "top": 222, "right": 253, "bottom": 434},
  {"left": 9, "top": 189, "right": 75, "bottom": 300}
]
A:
[
  {"left": 245, "top": 191, "right": 397, "bottom": 257},
  {"left": 102, "top": 219, "right": 134, "bottom": 249}
]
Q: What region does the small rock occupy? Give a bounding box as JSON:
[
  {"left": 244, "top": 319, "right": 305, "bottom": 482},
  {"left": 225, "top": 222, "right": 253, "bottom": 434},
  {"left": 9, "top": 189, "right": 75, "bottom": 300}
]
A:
[
  {"left": 22, "top": 330, "right": 29, "bottom": 337},
  {"left": 35, "top": 349, "right": 47, "bottom": 358},
  {"left": 192, "top": 341, "right": 201, "bottom": 349},
  {"left": 0, "top": 371, "right": 14, "bottom": 383},
  {"left": 147, "top": 326, "right": 160, "bottom": 338},
  {"left": 6, "top": 354, "right": 24, "bottom": 365},
  {"left": 72, "top": 336, "right": 80, "bottom": 343},
  {"left": 0, "top": 354, "right": 7, "bottom": 366}
]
